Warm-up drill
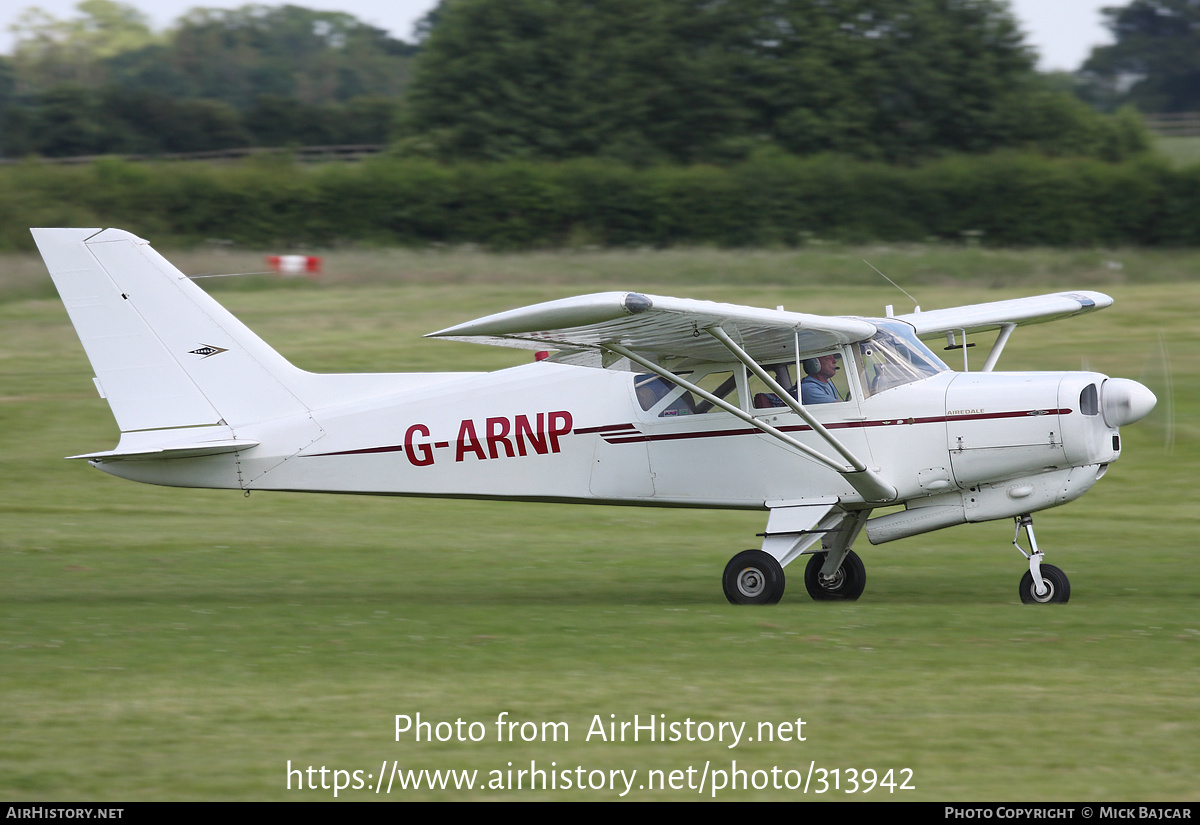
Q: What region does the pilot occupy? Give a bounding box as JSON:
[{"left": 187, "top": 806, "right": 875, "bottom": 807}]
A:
[{"left": 800, "top": 354, "right": 841, "bottom": 404}]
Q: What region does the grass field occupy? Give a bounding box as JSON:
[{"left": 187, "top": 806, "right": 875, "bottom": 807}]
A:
[
  {"left": 1155, "top": 135, "right": 1200, "bottom": 168},
  {"left": 2, "top": 244, "right": 1198, "bottom": 800}
]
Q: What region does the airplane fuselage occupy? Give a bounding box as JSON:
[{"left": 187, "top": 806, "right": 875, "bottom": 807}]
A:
[{"left": 95, "top": 362, "right": 1122, "bottom": 536}]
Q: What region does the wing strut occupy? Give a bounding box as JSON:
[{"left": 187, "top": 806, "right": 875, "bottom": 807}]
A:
[
  {"left": 603, "top": 336, "right": 896, "bottom": 504},
  {"left": 705, "top": 326, "right": 895, "bottom": 503},
  {"left": 981, "top": 323, "right": 1016, "bottom": 373}
]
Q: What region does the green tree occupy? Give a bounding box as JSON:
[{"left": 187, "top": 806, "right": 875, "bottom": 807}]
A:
[
  {"left": 1081, "top": 0, "right": 1200, "bottom": 113},
  {"left": 406, "top": 0, "right": 1051, "bottom": 163},
  {"left": 102, "top": 90, "right": 250, "bottom": 153},
  {"left": 988, "top": 77, "right": 1150, "bottom": 160},
  {"left": 0, "top": 57, "right": 15, "bottom": 108},
  {"left": 26, "top": 85, "right": 118, "bottom": 156},
  {"left": 8, "top": 1, "right": 157, "bottom": 92},
  {"left": 153, "top": 4, "right": 416, "bottom": 109},
  {"left": 242, "top": 94, "right": 400, "bottom": 146}
]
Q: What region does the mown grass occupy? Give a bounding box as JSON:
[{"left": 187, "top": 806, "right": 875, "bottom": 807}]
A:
[
  {"left": 1, "top": 246, "right": 1198, "bottom": 800},
  {"left": 1154, "top": 135, "right": 1200, "bottom": 169},
  {"left": 6, "top": 242, "right": 1200, "bottom": 303}
]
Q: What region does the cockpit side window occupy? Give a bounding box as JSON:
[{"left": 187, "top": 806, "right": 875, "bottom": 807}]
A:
[{"left": 749, "top": 352, "right": 851, "bottom": 409}]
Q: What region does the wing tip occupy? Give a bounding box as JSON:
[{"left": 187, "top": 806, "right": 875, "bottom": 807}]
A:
[{"left": 623, "top": 292, "right": 653, "bottom": 314}]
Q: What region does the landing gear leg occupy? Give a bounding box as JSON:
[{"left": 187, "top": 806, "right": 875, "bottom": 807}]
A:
[
  {"left": 803, "top": 510, "right": 870, "bottom": 602},
  {"left": 1012, "top": 514, "right": 1071, "bottom": 604}
]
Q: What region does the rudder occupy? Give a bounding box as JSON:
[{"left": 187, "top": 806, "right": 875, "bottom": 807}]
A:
[{"left": 33, "top": 228, "right": 310, "bottom": 432}]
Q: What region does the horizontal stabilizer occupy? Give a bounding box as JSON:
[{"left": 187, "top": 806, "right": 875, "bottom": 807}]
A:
[
  {"left": 66, "top": 426, "right": 258, "bottom": 462},
  {"left": 68, "top": 440, "right": 259, "bottom": 462}
]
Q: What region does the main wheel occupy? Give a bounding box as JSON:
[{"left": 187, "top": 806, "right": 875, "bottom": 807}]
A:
[
  {"left": 723, "top": 550, "right": 785, "bottom": 605},
  {"left": 1019, "top": 564, "right": 1070, "bottom": 604},
  {"left": 803, "top": 550, "right": 866, "bottom": 601}
]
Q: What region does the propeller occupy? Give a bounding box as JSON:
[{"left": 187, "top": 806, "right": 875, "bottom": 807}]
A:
[{"left": 1136, "top": 333, "right": 1175, "bottom": 454}]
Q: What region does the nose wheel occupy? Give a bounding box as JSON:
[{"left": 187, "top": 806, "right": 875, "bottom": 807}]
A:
[
  {"left": 1019, "top": 564, "right": 1070, "bottom": 604},
  {"left": 1012, "top": 515, "right": 1070, "bottom": 604}
]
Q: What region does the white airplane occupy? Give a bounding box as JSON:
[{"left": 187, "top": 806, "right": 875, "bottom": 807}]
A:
[{"left": 33, "top": 228, "right": 1158, "bottom": 605}]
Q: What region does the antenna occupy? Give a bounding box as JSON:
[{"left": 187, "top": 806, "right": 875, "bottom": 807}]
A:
[{"left": 864, "top": 260, "right": 920, "bottom": 313}]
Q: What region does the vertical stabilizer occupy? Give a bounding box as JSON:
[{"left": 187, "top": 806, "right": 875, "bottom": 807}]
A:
[{"left": 33, "top": 228, "right": 310, "bottom": 432}]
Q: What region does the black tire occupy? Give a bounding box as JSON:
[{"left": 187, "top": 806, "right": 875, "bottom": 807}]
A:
[
  {"left": 803, "top": 550, "right": 866, "bottom": 601},
  {"left": 723, "top": 550, "right": 785, "bottom": 605},
  {"left": 1019, "top": 564, "right": 1070, "bottom": 604}
]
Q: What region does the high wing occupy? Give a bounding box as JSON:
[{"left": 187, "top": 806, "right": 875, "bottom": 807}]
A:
[
  {"left": 894, "top": 291, "right": 1111, "bottom": 338},
  {"left": 428, "top": 289, "right": 1115, "bottom": 504},
  {"left": 428, "top": 292, "right": 877, "bottom": 367},
  {"left": 428, "top": 290, "right": 1110, "bottom": 364},
  {"left": 892, "top": 290, "right": 1112, "bottom": 372}
]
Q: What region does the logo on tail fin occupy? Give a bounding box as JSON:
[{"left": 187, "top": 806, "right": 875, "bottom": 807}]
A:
[{"left": 189, "top": 344, "right": 228, "bottom": 358}]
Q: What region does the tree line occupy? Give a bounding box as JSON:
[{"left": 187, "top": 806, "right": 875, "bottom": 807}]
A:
[
  {"left": 0, "top": 0, "right": 1177, "bottom": 164},
  {"left": 2, "top": 1, "right": 1198, "bottom": 252},
  {"left": 0, "top": 2, "right": 415, "bottom": 157}
]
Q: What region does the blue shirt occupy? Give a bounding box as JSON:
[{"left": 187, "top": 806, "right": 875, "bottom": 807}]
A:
[{"left": 800, "top": 376, "right": 840, "bottom": 404}]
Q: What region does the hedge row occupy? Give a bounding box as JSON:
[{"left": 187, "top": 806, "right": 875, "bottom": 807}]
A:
[{"left": 2, "top": 152, "right": 1199, "bottom": 251}]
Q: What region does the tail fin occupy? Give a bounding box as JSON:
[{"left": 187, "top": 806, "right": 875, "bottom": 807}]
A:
[{"left": 33, "top": 228, "right": 310, "bottom": 432}]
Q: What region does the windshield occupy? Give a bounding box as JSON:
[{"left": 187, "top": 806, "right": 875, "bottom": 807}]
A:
[{"left": 857, "top": 320, "right": 949, "bottom": 395}]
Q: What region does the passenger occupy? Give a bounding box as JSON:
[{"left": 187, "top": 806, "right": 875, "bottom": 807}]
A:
[
  {"left": 772, "top": 363, "right": 797, "bottom": 398},
  {"left": 800, "top": 355, "right": 841, "bottom": 404},
  {"left": 635, "top": 374, "right": 673, "bottom": 410},
  {"left": 754, "top": 364, "right": 797, "bottom": 408}
]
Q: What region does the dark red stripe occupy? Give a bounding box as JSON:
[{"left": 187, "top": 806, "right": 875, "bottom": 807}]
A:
[
  {"left": 310, "top": 444, "right": 405, "bottom": 457},
  {"left": 576, "top": 422, "right": 638, "bottom": 434},
  {"left": 307, "top": 408, "right": 1074, "bottom": 455},
  {"left": 599, "top": 408, "right": 1073, "bottom": 445}
]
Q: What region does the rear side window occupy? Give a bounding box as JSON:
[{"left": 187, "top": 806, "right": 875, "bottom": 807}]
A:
[{"left": 634, "top": 368, "right": 740, "bottom": 417}]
